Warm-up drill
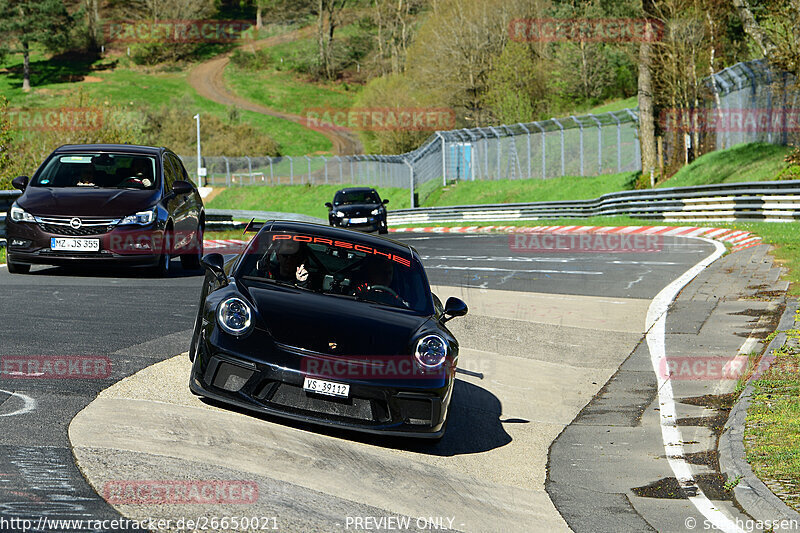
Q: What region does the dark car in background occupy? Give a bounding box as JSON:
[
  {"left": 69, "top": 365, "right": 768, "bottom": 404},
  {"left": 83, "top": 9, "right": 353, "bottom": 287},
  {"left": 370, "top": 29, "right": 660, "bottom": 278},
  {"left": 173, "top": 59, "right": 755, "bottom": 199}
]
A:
[
  {"left": 325, "top": 187, "right": 389, "bottom": 234},
  {"left": 6, "top": 144, "right": 205, "bottom": 276},
  {"left": 189, "top": 220, "right": 468, "bottom": 438}
]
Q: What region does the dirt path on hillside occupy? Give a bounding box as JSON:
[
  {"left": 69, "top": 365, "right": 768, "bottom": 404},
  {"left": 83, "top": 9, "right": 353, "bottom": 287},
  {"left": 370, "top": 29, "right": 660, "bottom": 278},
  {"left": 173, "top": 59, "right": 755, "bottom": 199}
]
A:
[{"left": 187, "top": 26, "right": 363, "bottom": 155}]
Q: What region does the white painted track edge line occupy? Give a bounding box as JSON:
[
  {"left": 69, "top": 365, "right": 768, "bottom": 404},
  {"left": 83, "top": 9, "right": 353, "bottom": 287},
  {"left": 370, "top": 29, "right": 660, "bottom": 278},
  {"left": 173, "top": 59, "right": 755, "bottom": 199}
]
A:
[{"left": 645, "top": 236, "right": 746, "bottom": 533}]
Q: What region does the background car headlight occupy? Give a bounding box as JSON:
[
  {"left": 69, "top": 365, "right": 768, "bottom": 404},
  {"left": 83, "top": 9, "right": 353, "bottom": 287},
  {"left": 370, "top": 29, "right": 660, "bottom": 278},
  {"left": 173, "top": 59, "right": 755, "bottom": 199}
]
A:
[
  {"left": 119, "top": 207, "right": 156, "bottom": 225},
  {"left": 10, "top": 203, "right": 35, "bottom": 223},
  {"left": 335, "top": 211, "right": 345, "bottom": 218},
  {"left": 370, "top": 208, "right": 380, "bottom": 215},
  {"left": 414, "top": 334, "right": 448, "bottom": 368},
  {"left": 217, "top": 297, "right": 253, "bottom": 336}
]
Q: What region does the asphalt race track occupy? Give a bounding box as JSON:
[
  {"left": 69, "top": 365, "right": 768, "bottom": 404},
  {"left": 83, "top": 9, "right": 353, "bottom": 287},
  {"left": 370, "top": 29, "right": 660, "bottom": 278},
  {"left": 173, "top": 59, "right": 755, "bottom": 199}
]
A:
[{"left": 0, "top": 232, "right": 787, "bottom": 532}]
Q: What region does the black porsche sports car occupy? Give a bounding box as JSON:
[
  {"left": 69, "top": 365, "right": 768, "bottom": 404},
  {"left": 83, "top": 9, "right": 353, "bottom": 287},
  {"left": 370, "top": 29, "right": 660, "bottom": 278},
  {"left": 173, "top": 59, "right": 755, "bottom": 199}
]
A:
[
  {"left": 325, "top": 187, "right": 389, "bottom": 234},
  {"left": 188, "top": 221, "right": 468, "bottom": 438}
]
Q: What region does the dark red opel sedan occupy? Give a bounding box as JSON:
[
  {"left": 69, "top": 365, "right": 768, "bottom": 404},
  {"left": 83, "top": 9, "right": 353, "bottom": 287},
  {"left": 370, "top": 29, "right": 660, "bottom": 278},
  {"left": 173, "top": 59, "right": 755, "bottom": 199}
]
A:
[{"left": 6, "top": 144, "right": 205, "bottom": 276}]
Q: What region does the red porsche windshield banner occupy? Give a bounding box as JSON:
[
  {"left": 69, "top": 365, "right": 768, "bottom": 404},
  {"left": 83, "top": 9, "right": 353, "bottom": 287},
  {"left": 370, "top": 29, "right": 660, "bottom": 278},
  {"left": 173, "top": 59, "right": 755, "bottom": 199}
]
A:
[{"left": 270, "top": 233, "right": 412, "bottom": 267}]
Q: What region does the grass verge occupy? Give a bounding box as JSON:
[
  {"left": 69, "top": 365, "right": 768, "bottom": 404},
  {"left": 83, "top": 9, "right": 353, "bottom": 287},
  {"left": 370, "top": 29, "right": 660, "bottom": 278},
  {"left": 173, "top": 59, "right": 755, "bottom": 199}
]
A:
[
  {"left": 425, "top": 172, "right": 638, "bottom": 206},
  {"left": 0, "top": 47, "right": 331, "bottom": 156},
  {"left": 0, "top": 247, "right": 5, "bottom": 265},
  {"left": 745, "top": 327, "right": 800, "bottom": 512},
  {"left": 658, "top": 143, "right": 792, "bottom": 188}
]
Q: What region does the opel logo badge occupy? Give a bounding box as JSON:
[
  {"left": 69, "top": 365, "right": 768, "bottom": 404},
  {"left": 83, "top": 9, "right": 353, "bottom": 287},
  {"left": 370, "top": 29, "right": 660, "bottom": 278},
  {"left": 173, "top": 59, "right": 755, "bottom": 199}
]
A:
[
  {"left": 328, "top": 342, "right": 338, "bottom": 350},
  {"left": 69, "top": 217, "right": 82, "bottom": 229}
]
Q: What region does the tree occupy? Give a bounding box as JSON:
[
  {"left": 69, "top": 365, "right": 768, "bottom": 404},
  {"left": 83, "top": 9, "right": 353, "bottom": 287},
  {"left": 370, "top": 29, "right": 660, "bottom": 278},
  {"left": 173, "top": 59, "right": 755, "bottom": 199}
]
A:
[
  {"left": 0, "top": 96, "right": 13, "bottom": 189},
  {"left": 371, "top": 0, "right": 424, "bottom": 75},
  {"left": 0, "top": 0, "right": 72, "bottom": 91},
  {"left": 731, "top": 0, "right": 799, "bottom": 78},
  {"left": 404, "top": 0, "right": 533, "bottom": 125},
  {"left": 730, "top": 0, "right": 775, "bottom": 58},
  {"left": 316, "top": 0, "right": 348, "bottom": 80},
  {"left": 638, "top": 11, "right": 657, "bottom": 180},
  {"left": 484, "top": 41, "right": 541, "bottom": 124}
]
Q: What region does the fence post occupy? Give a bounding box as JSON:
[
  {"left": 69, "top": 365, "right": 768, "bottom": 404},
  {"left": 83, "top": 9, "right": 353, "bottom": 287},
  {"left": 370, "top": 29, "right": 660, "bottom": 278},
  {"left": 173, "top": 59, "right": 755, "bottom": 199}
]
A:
[
  {"left": 223, "top": 156, "right": 230, "bottom": 187},
  {"left": 322, "top": 156, "right": 328, "bottom": 184},
  {"left": 588, "top": 114, "right": 602, "bottom": 174},
  {"left": 727, "top": 67, "right": 745, "bottom": 147},
  {"left": 246, "top": 156, "right": 253, "bottom": 185},
  {"left": 435, "top": 132, "right": 447, "bottom": 186},
  {"left": 532, "top": 122, "right": 546, "bottom": 179},
  {"left": 287, "top": 156, "right": 294, "bottom": 185},
  {"left": 305, "top": 155, "right": 312, "bottom": 184},
  {"left": 268, "top": 157, "right": 274, "bottom": 186},
  {"left": 489, "top": 127, "right": 501, "bottom": 180},
  {"left": 570, "top": 116, "right": 584, "bottom": 176},
  {"left": 607, "top": 112, "right": 622, "bottom": 172},
  {"left": 517, "top": 123, "right": 531, "bottom": 179},
  {"left": 624, "top": 109, "right": 640, "bottom": 170},
  {"left": 334, "top": 156, "right": 343, "bottom": 183},
  {"left": 404, "top": 158, "right": 415, "bottom": 208},
  {"left": 550, "top": 119, "right": 565, "bottom": 176},
  {"left": 739, "top": 62, "right": 757, "bottom": 145}
]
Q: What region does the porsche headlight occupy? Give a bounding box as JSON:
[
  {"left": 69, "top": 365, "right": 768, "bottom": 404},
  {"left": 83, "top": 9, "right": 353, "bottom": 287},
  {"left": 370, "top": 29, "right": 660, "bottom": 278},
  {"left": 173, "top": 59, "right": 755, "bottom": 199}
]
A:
[
  {"left": 370, "top": 208, "right": 380, "bottom": 215},
  {"left": 335, "top": 211, "right": 345, "bottom": 218},
  {"left": 217, "top": 297, "right": 253, "bottom": 336},
  {"left": 414, "top": 334, "right": 448, "bottom": 368},
  {"left": 10, "top": 203, "right": 35, "bottom": 223},
  {"left": 119, "top": 207, "right": 156, "bottom": 225}
]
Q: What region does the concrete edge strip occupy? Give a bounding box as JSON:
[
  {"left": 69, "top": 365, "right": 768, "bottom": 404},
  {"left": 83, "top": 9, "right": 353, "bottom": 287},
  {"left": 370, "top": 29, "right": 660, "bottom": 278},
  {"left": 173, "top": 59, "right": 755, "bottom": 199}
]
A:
[
  {"left": 644, "top": 237, "right": 750, "bottom": 532},
  {"left": 387, "top": 225, "right": 762, "bottom": 252},
  {"left": 199, "top": 225, "right": 763, "bottom": 254},
  {"left": 718, "top": 299, "right": 800, "bottom": 526}
]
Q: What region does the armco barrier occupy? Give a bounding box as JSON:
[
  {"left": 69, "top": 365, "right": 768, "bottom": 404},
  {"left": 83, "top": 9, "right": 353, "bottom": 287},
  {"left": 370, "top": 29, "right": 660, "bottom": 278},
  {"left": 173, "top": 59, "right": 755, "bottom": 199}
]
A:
[
  {"left": 0, "top": 190, "right": 22, "bottom": 239},
  {"left": 4, "top": 180, "right": 800, "bottom": 240},
  {"left": 386, "top": 180, "right": 800, "bottom": 225}
]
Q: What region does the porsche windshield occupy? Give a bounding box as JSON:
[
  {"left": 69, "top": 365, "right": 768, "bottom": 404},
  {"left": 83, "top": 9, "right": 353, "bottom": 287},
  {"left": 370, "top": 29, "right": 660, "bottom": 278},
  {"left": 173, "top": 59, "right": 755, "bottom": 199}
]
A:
[
  {"left": 334, "top": 190, "right": 380, "bottom": 205},
  {"left": 239, "top": 232, "right": 430, "bottom": 313},
  {"left": 32, "top": 153, "right": 158, "bottom": 190}
]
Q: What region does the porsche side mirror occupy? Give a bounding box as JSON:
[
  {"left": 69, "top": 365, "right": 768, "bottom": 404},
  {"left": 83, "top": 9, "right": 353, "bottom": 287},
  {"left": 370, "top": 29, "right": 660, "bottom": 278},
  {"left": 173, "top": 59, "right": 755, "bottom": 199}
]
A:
[
  {"left": 325, "top": 202, "right": 333, "bottom": 209},
  {"left": 443, "top": 297, "right": 468, "bottom": 322},
  {"left": 201, "top": 253, "right": 227, "bottom": 284},
  {"left": 172, "top": 180, "right": 193, "bottom": 196},
  {"left": 382, "top": 198, "right": 389, "bottom": 205},
  {"left": 12, "top": 176, "right": 29, "bottom": 191}
]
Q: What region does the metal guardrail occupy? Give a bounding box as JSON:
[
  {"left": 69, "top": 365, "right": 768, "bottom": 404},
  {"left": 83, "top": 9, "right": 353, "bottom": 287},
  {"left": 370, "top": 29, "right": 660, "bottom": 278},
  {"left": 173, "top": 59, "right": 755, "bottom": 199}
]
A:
[
  {"left": 0, "top": 190, "right": 21, "bottom": 240},
  {"left": 386, "top": 180, "right": 800, "bottom": 224},
  {"left": 4, "top": 181, "right": 799, "bottom": 241}
]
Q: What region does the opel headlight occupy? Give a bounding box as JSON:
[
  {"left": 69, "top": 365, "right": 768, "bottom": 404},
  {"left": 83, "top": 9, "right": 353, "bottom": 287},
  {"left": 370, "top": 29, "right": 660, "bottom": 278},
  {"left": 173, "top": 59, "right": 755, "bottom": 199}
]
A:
[
  {"left": 10, "top": 203, "right": 35, "bottom": 223},
  {"left": 217, "top": 297, "right": 253, "bottom": 336},
  {"left": 414, "top": 335, "right": 448, "bottom": 368},
  {"left": 370, "top": 208, "right": 380, "bottom": 215},
  {"left": 119, "top": 207, "right": 156, "bottom": 225},
  {"left": 335, "top": 211, "right": 345, "bottom": 218}
]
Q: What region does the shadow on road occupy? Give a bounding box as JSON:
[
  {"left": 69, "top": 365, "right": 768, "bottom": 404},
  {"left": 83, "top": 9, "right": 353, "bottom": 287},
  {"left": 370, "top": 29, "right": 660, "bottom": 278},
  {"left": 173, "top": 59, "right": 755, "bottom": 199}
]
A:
[
  {"left": 198, "top": 378, "right": 517, "bottom": 457},
  {"left": 20, "top": 260, "right": 203, "bottom": 279}
]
